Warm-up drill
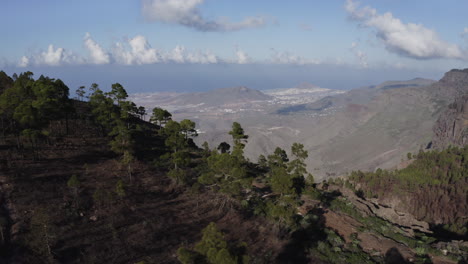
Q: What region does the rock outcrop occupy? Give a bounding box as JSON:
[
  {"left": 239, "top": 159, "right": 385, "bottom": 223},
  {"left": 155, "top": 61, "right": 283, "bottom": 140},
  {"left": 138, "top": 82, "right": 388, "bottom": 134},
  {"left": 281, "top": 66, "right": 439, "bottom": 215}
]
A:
[
  {"left": 432, "top": 69, "right": 468, "bottom": 148},
  {"left": 338, "top": 187, "right": 431, "bottom": 235},
  {"left": 433, "top": 95, "right": 468, "bottom": 148}
]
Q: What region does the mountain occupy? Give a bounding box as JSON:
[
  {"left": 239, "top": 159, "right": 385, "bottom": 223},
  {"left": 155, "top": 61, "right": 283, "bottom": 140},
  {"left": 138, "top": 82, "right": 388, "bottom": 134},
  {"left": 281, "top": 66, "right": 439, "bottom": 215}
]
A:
[
  {"left": 130, "top": 86, "right": 273, "bottom": 114},
  {"left": 371, "top": 78, "right": 436, "bottom": 90},
  {"left": 0, "top": 71, "right": 465, "bottom": 264},
  {"left": 180, "top": 74, "right": 461, "bottom": 181},
  {"left": 168, "top": 86, "right": 273, "bottom": 107},
  {"left": 432, "top": 69, "right": 468, "bottom": 148},
  {"left": 433, "top": 95, "right": 468, "bottom": 148},
  {"left": 131, "top": 71, "right": 467, "bottom": 182}
]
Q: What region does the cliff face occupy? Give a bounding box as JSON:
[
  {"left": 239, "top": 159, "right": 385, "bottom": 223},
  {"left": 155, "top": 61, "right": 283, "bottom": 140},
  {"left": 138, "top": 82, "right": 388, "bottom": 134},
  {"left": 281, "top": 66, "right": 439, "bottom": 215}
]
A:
[
  {"left": 433, "top": 95, "right": 468, "bottom": 148},
  {"left": 432, "top": 69, "right": 468, "bottom": 148},
  {"left": 439, "top": 69, "right": 468, "bottom": 87}
]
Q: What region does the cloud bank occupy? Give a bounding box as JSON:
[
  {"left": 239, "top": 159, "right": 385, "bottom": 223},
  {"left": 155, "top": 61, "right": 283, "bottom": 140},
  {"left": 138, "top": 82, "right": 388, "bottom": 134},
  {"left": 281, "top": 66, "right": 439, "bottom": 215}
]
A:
[
  {"left": 18, "top": 33, "right": 333, "bottom": 67},
  {"left": 270, "top": 49, "right": 320, "bottom": 65},
  {"left": 18, "top": 33, "right": 223, "bottom": 67},
  {"left": 19, "top": 45, "right": 83, "bottom": 67},
  {"left": 141, "top": 0, "right": 266, "bottom": 32},
  {"left": 345, "top": 0, "right": 466, "bottom": 60}
]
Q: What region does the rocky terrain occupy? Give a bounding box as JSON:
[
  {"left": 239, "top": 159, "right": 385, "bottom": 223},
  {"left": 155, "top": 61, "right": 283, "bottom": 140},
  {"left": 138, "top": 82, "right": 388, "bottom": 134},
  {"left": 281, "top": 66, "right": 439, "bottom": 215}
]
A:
[
  {"left": 433, "top": 95, "right": 468, "bottom": 148},
  {"left": 0, "top": 71, "right": 466, "bottom": 264}
]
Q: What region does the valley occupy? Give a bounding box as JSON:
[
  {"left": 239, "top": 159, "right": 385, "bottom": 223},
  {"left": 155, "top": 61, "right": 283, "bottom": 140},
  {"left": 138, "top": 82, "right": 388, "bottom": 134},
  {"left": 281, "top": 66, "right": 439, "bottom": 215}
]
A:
[
  {"left": 131, "top": 77, "right": 446, "bottom": 181},
  {"left": 3, "top": 1, "right": 468, "bottom": 263}
]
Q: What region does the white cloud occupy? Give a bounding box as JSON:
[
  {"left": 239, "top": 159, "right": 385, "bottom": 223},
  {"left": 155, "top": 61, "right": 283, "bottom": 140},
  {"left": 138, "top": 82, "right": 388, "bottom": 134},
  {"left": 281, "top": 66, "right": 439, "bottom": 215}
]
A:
[
  {"left": 164, "top": 45, "right": 219, "bottom": 64},
  {"left": 18, "top": 45, "right": 82, "bottom": 67},
  {"left": 84, "top": 33, "right": 110, "bottom": 64},
  {"left": 18, "top": 56, "right": 29, "bottom": 67},
  {"left": 168, "top": 45, "right": 186, "bottom": 63},
  {"left": 112, "top": 35, "right": 163, "bottom": 65},
  {"left": 141, "top": 0, "right": 266, "bottom": 32},
  {"left": 112, "top": 36, "right": 219, "bottom": 65},
  {"left": 270, "top": 49, "right": 320, "bottom": 65},
  {"left": 350, "top": 42, "right": 368, "bottom": 68},
  {"left": 235, "top": 47, "right": 251, "bottom": 64},
  {"left": 184, "top": 50, "right": 218, "bottom": 64},
  {"left": 345, "top": 0, "right": 466, "bottom": 60}
]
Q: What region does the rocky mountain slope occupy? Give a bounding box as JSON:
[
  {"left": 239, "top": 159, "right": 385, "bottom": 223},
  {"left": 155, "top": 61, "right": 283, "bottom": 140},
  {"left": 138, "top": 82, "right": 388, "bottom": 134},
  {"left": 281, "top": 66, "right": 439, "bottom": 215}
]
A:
[
  {"left": 0, "top": 71, "right": 465, "bottom": 264},
  {"left": 431, "top": 69, "right": 468, "bottom": 148},
  {"left": 160, "top": 72, "right": 467, "bottom": 181},
  {"left": 433, "top": 95, "right": 468, "bottom": 148}
]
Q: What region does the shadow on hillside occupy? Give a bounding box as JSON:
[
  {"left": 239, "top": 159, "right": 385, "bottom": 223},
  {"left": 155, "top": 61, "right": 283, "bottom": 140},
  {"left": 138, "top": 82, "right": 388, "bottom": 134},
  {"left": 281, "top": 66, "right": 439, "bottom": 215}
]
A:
[
  {"left": 319, "top": 190, "right": 342, "bottom": 207},
  {"left": 384, "top": 247, "right": 409, "bottom": 264},
  {"left": 430, "top": 224, "right": 467, "bottom": 241},
  {"left": 276, "top": 208, "right": 328, "bottom": 264}
]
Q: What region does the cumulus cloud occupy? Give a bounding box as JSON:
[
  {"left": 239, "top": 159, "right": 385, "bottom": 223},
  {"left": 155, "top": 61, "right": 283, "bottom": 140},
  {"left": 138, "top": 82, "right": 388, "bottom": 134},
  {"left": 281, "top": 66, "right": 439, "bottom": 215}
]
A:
[
  {"left": 235, "top": 47, "right": 251, "bottom": 64},
  {"left": 141, "top": 0, "right": 266, "bottom": 32},
  {"left": 18, "top": 45, "right": 82, "bottom": 67},
  {"left": 84, "top": 33, "right": 110, "bottom": 64},
  {"left": 345, "top": 0, "right": 466, "bottom": 60},
  {"left": 112, "top": 35, "right": 163, "bottom": 65},
  {"left": 350, "top": 42, "right": 368, "bottom": 68},
  {"left": 18, "top": 56, "right": 29, "bottom": 67},
  {"left": 184, "top": 50, "right": 218, "bottom": 64},
  {"left": 164, "top": 45, "right": 219, "bottom": 64},
  {"left": 167, "top": 45, "right": 186, "bottom": 63}
]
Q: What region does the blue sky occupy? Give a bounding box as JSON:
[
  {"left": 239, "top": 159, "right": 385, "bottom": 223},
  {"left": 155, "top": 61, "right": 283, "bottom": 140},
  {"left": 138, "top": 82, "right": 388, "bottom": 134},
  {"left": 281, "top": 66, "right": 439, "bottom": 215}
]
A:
[{"left": 1, "top": 0, "right": 468, "bottom": 92}]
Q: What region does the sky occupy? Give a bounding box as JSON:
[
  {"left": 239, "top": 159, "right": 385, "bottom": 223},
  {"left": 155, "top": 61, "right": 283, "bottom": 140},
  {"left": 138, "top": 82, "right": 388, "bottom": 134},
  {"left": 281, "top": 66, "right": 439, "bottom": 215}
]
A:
[{"left": 1, "top": 0, "right": 468, "bottom": 92}]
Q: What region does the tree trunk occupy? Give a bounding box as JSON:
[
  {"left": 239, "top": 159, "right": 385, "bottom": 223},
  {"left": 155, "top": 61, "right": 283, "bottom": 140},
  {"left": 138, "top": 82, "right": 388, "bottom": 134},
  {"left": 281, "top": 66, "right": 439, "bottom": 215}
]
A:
[
  {"left": 65, "top": 112, "right": 69, "bottom": 135},
  {"left": 128, "top": 163, "right": 132, "bottom": 183},
  {"left": 43, "top": 224, "right": 52, "bottom": 260}
]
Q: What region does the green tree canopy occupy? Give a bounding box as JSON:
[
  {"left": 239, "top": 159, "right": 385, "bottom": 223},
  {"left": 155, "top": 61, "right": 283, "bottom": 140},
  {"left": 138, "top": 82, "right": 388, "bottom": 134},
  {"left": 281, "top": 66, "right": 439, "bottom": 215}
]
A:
[
  {"left": 180, "top": 119, "right": 197, "bottom": 140},
  {"left": 150, "top": 107, "right": 172, "bottom": 129},
  {"left": 268, "top": 147, "right": 289, "bottom": 168},
  {"left": 194, "top": 223, "right": 238, "bottom": 264},
  {"left": 109, "top": 83, "right": 128, "bottom": 106},
  {"left": 229, "top": 122, "right": 248, "bottom": 160}
]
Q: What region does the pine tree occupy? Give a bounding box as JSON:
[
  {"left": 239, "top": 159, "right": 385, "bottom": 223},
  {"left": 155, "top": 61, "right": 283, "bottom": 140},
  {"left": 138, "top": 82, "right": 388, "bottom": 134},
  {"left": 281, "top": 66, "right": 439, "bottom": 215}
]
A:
[
  {"left": 150, "top": 107, "right": 172, "bottom": 129},
  {"left": 76, "top": 86, "right": 86, "bottom": 101},
  {"left": 229, "top": 122, "right": 248, "bottom": 160},
  {"left": 194, "top": 223, "right": 238, "bottom": 264},
  {"left": 180, "top": 119, "right": 197, "bottom": 140}
]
